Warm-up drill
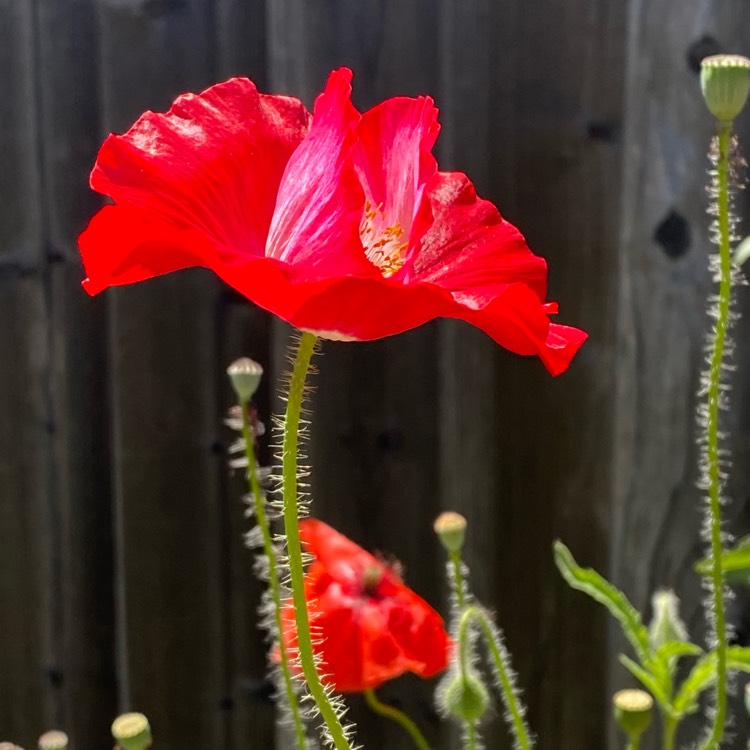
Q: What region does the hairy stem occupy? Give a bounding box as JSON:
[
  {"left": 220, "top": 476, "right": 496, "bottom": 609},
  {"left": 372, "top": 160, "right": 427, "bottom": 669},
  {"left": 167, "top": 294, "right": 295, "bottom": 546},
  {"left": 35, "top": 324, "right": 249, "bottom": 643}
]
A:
[
  {"left": 700, "top": 122, "right": 733, "bottom": 750},
  {"left": 450, "top": 550, "right": 467, "bottom": 609},
  {"left": 448, "top": 552, "right": 476, "bottom": 748},
  {"left": 364, "top": 689, "right": 431, "bottom": 750},
  {"left": 239, "top": 402, "right": 307, "bottom": 750},
  {"left": 282, "top": 331, "right": 352, "bottom": 750},
  {"left": 459, "top": 607, "right": 532, "bottom": 750}
]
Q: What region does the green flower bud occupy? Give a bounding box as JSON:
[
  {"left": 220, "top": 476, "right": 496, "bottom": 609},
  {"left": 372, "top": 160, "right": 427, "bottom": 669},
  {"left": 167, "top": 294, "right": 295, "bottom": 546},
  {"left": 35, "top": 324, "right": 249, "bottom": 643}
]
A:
[
  {"left": 441, "top": 672, "right": 490, "bottom": 723},
  {"left": 434, "top": 511, "right": 467, "bottom": 553},
  {"left": 648, "top": 589, "right": 688, "bottom": 650},
  {"left": 701, "top": 54, "right": 750, "bottom": 123},
  {"left": 227, "top": 357, "right": 263, "bottom": 403},
  {"left": 111, "top": 713, "right": 152, "bottom": 750},
  {"left": 613, "top": 689, "right": 653, "bottom": 739},
  {"left": 38, "top": 732, "right": 68, "bottom": 750}
]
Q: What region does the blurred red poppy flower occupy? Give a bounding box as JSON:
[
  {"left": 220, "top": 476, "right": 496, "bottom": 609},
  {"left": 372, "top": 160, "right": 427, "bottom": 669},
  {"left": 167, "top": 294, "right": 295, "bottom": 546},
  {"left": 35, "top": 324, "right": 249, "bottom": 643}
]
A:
[
  {"left": 79, "top": 68, "right": 586, "bottom": 374},
  {"left": 280, "top": 519, "right": 451, "bottom": 693}
]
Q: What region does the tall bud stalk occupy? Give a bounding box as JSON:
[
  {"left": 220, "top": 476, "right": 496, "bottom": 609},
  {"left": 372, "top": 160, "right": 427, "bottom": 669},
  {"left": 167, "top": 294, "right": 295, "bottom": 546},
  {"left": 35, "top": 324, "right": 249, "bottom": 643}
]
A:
[
  {"left": 227, "top": 358, "right": 310, "bottom": 749},
  {"left": 697, "top": 54, "right": 750, "bottom": 750}
]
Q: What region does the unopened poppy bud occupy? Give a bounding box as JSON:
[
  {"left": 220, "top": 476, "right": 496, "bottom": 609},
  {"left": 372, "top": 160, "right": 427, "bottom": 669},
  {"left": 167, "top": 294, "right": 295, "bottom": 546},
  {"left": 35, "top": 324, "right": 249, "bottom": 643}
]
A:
[
  {"left": 701, "top": 55, "right": 750, "bottom": 123},
  {"left": 111, "top": 713, "right": 151, "bottom": 750},
  {"left": 613, "top": 689, "right": 653, "bottom": 740},
  {"left": 227, "top": 357, "right": 263, "bottom": 403},
  {"left": 38, "top": 732, "right": 68, "bottom": 750},
  {"left": 648, "top": 589, "right": 688, "bottom": 650},
  {"left": 434, "top": 511, "right": 467, "bottom": 553},
  {"left": 441, "top": 672, "right": 490, "bottom": 722}
]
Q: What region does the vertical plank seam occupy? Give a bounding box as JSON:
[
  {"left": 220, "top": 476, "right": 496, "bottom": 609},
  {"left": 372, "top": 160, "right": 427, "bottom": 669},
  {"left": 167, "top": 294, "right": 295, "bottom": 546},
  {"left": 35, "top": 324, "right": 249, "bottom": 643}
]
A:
[{"left": 29, "top": 0, "right": 64, "bottom": 728}]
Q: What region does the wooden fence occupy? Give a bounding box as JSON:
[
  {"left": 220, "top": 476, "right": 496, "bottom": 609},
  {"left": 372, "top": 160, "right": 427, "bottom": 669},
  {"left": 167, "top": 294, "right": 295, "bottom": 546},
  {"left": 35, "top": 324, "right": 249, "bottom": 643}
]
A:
[{"left": 3, "top": 1, "right": 750, "bottom": 748}]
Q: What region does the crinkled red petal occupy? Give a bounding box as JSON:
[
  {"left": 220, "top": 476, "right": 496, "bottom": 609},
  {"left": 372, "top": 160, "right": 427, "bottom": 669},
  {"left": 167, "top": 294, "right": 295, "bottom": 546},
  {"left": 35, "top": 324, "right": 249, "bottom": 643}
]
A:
[
  {"left": 407, "top": 171, "right": 548, "bottom": 297},
  {"left": 85, "top": 76, "right": 310, "bottom": 280}
]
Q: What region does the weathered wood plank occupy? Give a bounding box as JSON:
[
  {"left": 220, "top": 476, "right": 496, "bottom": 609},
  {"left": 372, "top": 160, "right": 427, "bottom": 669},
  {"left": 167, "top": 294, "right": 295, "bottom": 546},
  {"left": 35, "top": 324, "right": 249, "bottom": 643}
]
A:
[
  {"left": 95, "top": 2, "right": 227, "bottom": 747},
  {"left": 0, "top": 1, "right": 57, "bottom": 746},
  {"left": 0, "top": 279, "right": 59, "bottom": 746},
  {"left": 34, "top": 1, "right": 119, "bottom": 748},
  {"left": 215, "top": 0, "right": 267, "bottom": 86},
  {"left": 615, "top": 2, "right": 750, "bottom": 747},
  {"left": 0, "top": 0, "right": 42, "bottom": 266}
]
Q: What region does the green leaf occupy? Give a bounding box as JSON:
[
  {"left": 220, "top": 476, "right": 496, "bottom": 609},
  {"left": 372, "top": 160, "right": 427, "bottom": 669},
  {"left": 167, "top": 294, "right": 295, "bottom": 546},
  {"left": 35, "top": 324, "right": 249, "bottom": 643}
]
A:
[
  {"left": 656, "top": 640, "right": 703, "bottom": 663},
  {"left": 673, "top": 646, "right": 750, "bottom": 715},
  {"left": 554, "top": 541, "right": 651, "bottom": 662},
  {"left": 619, "top": 654, "right": 676, "bottom": 716},
  {"left": 695, "top": 535, "right": 750, "bottom": 586},
  {"left": 649, "top": 640, "right": 703, "bottom": 691}
]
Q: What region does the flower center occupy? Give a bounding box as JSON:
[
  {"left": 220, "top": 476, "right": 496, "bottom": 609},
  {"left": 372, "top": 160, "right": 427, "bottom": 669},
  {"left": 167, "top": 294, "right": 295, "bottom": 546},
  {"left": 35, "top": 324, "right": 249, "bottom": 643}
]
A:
[
  {"left": 362, "top": 564, "right": 384, "bottom": 596},
  {"left": 360, "top": 201, "right": 407, "bottom": 277}
]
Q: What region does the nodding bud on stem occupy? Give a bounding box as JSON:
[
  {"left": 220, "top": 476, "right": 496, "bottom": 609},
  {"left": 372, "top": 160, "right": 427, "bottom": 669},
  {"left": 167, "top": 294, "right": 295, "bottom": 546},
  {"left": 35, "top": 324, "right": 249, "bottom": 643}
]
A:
[
  {"left": 701, "top": 54, "right": 750, "bottom": 123},
  {"left": 111, "top": 713, "right": 152, "bottom": 750},
  {"left": 37, "top": 732, "right": 68, "bottom": 750},
  {"left": 648, "top": 589, "right": 688, "bottom": 650},
  {"left": 227, "top": 357, "right": 264, "bottom": 403},
  {"left": 441, "top": 671, "right": 490, "bottom": 723},
  {"left": 613, "top": 689, "right": 653, "bottom": 740},
  {"left": 434, "top": 511, "right": 467, "bottom": 553}
]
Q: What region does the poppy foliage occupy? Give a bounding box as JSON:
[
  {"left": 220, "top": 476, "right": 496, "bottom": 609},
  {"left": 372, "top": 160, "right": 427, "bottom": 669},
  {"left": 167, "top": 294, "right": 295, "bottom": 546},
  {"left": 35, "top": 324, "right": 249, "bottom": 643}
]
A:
[
  {"left": 79, "top": 68, "right": 586, "bottom": 374},
  {"left": 281, "top": 519, "right": 451, "bottom": 693}
]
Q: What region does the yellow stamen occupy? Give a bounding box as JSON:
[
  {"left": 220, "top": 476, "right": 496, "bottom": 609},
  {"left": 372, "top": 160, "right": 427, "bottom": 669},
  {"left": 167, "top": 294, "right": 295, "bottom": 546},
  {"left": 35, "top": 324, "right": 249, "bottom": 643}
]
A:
[{"left": 360, "top": 201, "right": 407, "bottom": 277}]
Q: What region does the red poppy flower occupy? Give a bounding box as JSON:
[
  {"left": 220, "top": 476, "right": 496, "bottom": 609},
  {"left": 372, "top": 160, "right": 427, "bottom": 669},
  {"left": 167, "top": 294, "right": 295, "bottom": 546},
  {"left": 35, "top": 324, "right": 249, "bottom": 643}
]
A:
[
  {"left": 79, "top": 68, "right": 586, "bottom": 374},
  {"left": 280, "top": 519, "right": 451, "bottom": 693}
]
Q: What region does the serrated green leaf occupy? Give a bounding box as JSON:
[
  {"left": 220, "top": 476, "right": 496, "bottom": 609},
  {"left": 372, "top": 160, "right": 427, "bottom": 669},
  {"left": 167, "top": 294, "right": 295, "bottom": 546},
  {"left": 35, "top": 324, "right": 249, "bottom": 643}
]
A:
[
  {"left": 554, "top": 541, "right": 651, "bottom": 662},
  {"left": 673, "top": 646, "right": 750, "bottom": 715},
  {"left": 695, "top": 535, "right": 750, "bottom": 586},
  {"left": 619, "top": 654, "right": 676, "bottom": 716}
]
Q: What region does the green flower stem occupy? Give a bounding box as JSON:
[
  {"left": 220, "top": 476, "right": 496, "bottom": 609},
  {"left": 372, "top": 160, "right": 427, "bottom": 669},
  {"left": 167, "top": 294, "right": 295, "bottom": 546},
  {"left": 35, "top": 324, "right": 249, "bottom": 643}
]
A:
[
  {"left": 663, "top": 715, "right": 677, "bottom": 750},
  {"left": 239, "top": 402, "right": 307, "bottom": 750},
  {"left": 627, "top": 738, "right": 640, "bottom": 750},
  {"left": 448, "top": 551, "right": 476, "bottom": 748},
  {"left": 700, "top": 122, "right": 733, "bottom": 750},
  {"left": 450, "top": 550, "right": 466, "bottom": 609},
  {"left": 282, "top": 331, "right": 352, "bottom": 750},
  {"left": 458, "top": 606, "right": 531, "bottom": 750},
  {"left": 363, "top": 689, "right": 431, "bottom": 750}
]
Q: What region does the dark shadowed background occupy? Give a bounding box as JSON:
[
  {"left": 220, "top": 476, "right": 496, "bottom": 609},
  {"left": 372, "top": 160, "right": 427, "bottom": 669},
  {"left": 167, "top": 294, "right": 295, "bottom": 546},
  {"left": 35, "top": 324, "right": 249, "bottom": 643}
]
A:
[{"left": 4, "top": 1, "right": 750, "bottom": 749}]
